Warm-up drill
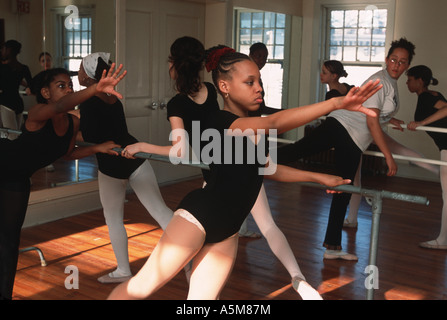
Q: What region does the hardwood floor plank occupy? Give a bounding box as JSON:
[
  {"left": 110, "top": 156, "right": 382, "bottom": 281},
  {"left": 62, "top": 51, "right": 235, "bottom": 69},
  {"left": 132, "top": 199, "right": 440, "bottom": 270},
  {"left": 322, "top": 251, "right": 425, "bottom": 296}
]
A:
[{"left": 13, "top": 171, "right": 447, "bottom": 301}]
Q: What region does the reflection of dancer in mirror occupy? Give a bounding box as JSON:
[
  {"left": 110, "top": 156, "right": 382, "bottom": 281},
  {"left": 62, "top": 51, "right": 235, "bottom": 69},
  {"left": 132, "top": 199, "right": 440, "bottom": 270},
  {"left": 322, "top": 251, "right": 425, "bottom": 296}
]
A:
[
  {"left": 77, "top": 53, "right": 174, "bottom": 283},
  {"left": 407, "top": 65, "right": 447, "bottom": 249},
  {"left": 0, "top": 65, "right": 126, "bottom": 300},
  {"left": 109, "top": 46, "right": 381, "bottom": 300}
]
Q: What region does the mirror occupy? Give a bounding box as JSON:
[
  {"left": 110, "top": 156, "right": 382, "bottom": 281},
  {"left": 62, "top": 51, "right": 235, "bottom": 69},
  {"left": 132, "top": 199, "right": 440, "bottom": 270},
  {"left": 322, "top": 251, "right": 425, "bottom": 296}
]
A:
[{"left": 0, "top": 0, "right": 115, "bottom": 191}]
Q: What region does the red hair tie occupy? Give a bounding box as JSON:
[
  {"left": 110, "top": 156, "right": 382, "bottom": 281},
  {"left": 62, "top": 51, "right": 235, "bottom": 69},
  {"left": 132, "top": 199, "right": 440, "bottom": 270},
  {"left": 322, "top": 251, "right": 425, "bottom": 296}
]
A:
[{"left": 206, "top": 47, "right": 236, "bottom": 72}]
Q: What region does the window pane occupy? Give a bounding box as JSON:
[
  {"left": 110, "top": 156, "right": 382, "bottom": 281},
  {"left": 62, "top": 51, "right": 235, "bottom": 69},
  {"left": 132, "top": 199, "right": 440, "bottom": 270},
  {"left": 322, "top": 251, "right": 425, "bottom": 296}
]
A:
[
  {"left": 343, "top": 46, "right": 356, "bottom": 61},
  {"left": 276, "top": 14, "right": 286, "bottom": 28},
  {"left": 344, "top": 10, "right": 358, "bottom": 28},
  {"left": 275, "top": 29, "right": 285, "bottom": 45},
  {"left": 330, "top": 29, "right": 343, "bottom": 46},
  {"left": 240, "top": 29, "right": 251, "bottom": 45},
  {"left": 264, "top": 12, "right": 275, "bottom": 28},
  {"left": 357, "top": 47, "right": 371, "bottom": 61},
  {"left": 372, "top": 28, "right": 386, "bottom": 46},
  {"left": 344, "top": 29, "right": 357, "bottom": 46},
  {"left": 252, "top": 13, "right": 263, "bottom": 28},
  {"left": 273, "top": 46, "right": 284, "bottom": 59},
  {"left": 262, "top": 29, "right": 273, "bottom": 44},
  {"left": 359, "top": 10, "right": 373, "bottom": 28},
  {"left": 240, "top": 45, "right": 250, "bottom": 55},
  {"left": 373, "top": 9, "right": 388, "bottom": 28},
  {"left": 240, "top": 12, "right": 251, "bottom": 28},
  {"left": 358, "top": 28, "right": 371, "bottom": 46},
  {"left": 371, "top": 47, "right": 385, "bottom": 62},
  {"left": 330, "top": 46, "right": 342, "bottom": 60},
  {"left": 331, "top": 11, "right": 344, "bottom": 28},
  {"left": 252, "top": 29, "right": 263, "bottom": 43}
]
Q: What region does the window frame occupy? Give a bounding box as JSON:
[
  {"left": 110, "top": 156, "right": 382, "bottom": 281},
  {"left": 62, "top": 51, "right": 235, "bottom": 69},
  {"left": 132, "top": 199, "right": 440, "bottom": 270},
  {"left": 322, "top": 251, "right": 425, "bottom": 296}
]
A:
[
  {"left": 234, "top": 8, "right": 291, "bottom": 109},
  {"left": 318, "top": 1, "right": 395, "bottom": 100}
]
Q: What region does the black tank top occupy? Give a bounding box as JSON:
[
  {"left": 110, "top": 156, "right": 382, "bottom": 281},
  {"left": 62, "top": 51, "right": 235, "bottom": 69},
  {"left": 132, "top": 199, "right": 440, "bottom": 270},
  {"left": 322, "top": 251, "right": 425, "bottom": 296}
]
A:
[{"left": 0, "top": 115, "right": 74, "bottom": 181}]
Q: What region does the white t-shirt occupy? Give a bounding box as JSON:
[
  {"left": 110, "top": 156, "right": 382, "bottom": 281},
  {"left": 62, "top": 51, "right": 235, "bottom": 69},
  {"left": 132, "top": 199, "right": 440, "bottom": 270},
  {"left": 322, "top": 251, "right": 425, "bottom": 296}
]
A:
[{"left": 329, "top": 69, "right": 399, "bottom": 151}]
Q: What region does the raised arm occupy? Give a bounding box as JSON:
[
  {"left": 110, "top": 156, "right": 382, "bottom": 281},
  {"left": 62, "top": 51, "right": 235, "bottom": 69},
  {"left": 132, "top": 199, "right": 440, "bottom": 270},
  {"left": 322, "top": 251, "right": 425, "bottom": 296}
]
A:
[
  {"left": 30, "top": 64, "right": 126, "bottom": 123},
  {"left": 230, "top": 80, "right": 382, "bottom": 134}
]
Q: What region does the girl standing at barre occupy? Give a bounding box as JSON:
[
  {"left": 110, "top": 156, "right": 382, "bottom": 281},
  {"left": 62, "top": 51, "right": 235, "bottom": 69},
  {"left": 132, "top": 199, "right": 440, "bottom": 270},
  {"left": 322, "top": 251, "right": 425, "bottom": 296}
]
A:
[
  {"left": 77, "top": 53, "right": 174, "bottom": 283},
  {"left": 407, "top": 65, "right": 447, "bottom": 250},
  {"left": 0, "top": 65, "right": 125, "bottom": 300},
  {"left": 108, "top": 47, "right": 381, "bottom": 300}
]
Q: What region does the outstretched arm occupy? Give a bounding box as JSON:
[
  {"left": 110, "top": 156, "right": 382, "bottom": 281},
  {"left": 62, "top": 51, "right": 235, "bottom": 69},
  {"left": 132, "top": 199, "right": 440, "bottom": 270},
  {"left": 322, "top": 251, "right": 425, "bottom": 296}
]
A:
[
  {"left": 268, "top": 163, "right": 351, "bottom": 190},
  {"left": 230, "top": 80, "right": 382, "bottom": 134},
  {"left": 29, "top": 64, "right": 127, "bottom": 123},
  {"left": 408, "top": 100, "right": 447, "bottom": 130},
  {"left": 122, "top": 116, "right": 188, "bottom": 159}
]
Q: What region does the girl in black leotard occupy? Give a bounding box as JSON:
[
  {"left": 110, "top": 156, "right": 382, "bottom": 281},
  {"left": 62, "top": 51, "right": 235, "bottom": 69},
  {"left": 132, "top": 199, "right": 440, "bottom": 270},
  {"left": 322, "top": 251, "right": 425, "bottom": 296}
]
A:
[
  {"left": 407, "top": 65, "right": 447, "bottom": 250},
  {"left": 108, "top": 47, "right": 381, "bottom": 300},
  {"left": 124, "top": 37, "right": 324, "bottom": 299},
  {"left": 0, "top": 65, "right": 125, "bottom": 300}
]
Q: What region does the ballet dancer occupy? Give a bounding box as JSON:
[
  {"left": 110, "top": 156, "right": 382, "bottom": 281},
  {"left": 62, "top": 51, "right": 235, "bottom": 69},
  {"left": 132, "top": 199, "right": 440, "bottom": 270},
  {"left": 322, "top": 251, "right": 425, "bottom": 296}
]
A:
[
  {"left": 108, "top": 47, "right": 381, "bottom": 300},
  {"left": 124, "top": 38, "right": 322, "bottom": 299},
  {"left": 276, "top": 38, "right": 415, "bottom": 260},
  {"left": 407, "top": 65, "right": 447, "bottom": 249},
  {"left": 320, "top": 60, "right": 354, "bottom": 100},
  {"left": 76, "top": 53, "right": 174, "bottom": 283},
  {"left": 0, "top": 65, "right": 126, "bottom": 300}
]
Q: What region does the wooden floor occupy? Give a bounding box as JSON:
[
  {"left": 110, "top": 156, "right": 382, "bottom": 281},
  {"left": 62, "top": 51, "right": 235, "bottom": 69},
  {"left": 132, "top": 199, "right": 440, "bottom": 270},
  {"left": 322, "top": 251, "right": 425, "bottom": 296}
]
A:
[{"left": 14, "top": 163, "right": 447, "bottom": 301}]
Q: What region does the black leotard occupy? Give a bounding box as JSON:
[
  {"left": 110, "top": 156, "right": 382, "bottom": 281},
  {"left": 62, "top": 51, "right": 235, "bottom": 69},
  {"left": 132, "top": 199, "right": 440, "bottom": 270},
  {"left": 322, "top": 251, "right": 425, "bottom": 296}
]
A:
[
  {"left": 79, "top": 96, "right": 144, "bottom": 179},
  {"left": 177, "top": 110, "right": 268, "bottom": 244},
  {"left": 0, "top": 115, "right": 74, "bottom": 181}
]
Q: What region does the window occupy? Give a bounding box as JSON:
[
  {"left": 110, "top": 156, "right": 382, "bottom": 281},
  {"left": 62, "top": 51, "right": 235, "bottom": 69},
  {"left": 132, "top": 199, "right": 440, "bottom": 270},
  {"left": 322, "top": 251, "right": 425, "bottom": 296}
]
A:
[
  {"left": 322, "top": 5, "right": 391, "bottom": 91},
  {"left": 235, "top": 10, "right": 288, "bottom": 109},
  {"left": 56, "top": 8, "right": 94, "bottom": 91}
]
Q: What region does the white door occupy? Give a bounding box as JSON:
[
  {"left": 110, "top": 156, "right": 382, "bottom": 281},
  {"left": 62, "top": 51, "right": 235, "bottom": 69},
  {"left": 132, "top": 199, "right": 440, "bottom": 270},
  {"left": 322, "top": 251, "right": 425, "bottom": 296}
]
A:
[{"left": 116, "top": 0, "right": 205, "bottom": 184}]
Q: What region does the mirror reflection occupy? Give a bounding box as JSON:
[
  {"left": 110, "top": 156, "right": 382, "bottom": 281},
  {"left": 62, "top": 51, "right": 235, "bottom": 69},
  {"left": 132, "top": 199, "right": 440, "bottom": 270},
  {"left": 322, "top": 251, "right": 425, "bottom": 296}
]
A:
[{"left": 0, "top": 0, "right": 115, "bottom": 191}]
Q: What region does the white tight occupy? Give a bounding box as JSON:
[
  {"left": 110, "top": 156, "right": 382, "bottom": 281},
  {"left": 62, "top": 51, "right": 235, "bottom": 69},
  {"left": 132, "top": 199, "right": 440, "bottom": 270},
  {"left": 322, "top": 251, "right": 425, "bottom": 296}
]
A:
[
  {"left": 250, "top": 184, "right": 305, "bottom": 280},
  {"left": 98, "top": 160, "right": 173, "bottom": 275},
  {"left": 346, "top": 133, "right": 439, "bottom": 223},
  {"left": 436, "top": 150, "right": 447, "bottom": 244},
  {"left": 108, "top": 213, "right": 239, "bottom": 300}
]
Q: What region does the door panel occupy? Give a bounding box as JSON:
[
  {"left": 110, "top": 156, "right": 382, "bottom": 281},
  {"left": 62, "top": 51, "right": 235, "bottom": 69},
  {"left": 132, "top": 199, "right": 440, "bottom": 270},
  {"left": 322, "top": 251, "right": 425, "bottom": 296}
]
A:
[{"left": 117, "top": 0, "right": 205, "bottom": 184}]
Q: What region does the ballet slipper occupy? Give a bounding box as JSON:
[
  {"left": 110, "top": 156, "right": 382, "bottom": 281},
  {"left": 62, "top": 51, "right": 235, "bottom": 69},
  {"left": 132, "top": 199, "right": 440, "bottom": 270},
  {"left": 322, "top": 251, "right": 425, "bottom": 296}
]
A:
[
  {"left": 419, "top": 239, "right": 447, "bottom": 250},
  {"left": 98, "top": 273, "right": 132, "bottom": 284},
  {"left": 323, "top": 250, "right": 358, "bottom": 261},
  {"left": 292, "top": 277, "right": 323, "bottom": 300}
]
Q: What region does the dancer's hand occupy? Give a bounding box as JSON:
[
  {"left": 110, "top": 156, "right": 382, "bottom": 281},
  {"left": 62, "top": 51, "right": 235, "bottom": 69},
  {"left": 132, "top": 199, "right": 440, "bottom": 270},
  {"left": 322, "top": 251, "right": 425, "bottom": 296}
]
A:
[
  {"left": 407, "top": 121, "right": 422, "bottom": 131},
  {"left": 96, "top": 63, "right": 127, "bottom": 99},
  {"left": 121, "top": 143, "right": 145, "bottom": 159},
  {"left": 335, "top": 79, "right": 382, "bottom": 117},
  {"left": 97, "top": 141, "right": 121, "bottom": 156},
  {"left": 315, "top": 173, "right": 351, "bottom": 194},
  {"left": 390, "top": 118, "right": 405, "bottom": 131}
]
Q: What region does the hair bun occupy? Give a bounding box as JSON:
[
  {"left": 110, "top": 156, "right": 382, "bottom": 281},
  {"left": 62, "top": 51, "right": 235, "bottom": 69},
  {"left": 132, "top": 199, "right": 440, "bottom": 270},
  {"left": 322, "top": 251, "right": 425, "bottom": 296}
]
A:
[{"left": 205, "top": 46, "right": 235, "bottom": 72}]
